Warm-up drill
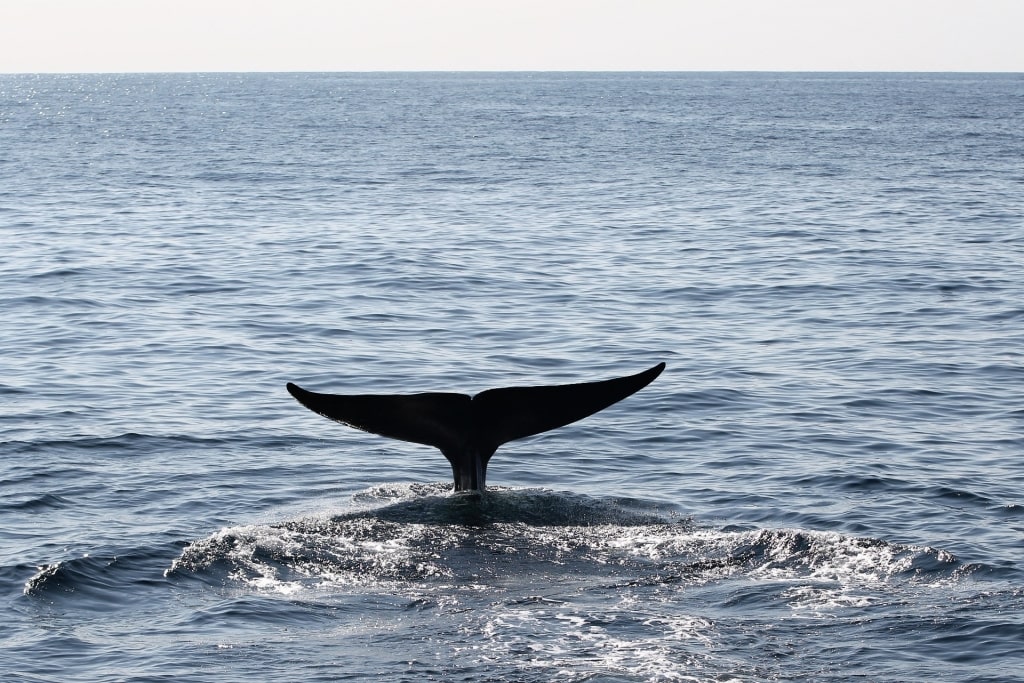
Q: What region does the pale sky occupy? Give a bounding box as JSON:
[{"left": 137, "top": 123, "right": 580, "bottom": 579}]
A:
[{"left": 1, "top": 0, "right": 1022, "bottom": 73}]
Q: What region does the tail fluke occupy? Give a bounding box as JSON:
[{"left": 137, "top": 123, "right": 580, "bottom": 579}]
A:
[
  {"left": 284, "top": 384, "right": 472, "bottom": 454},
  {"left": 470, "top": 362, "right": 665, "bottom": 453},
  {"left": 286, "top": 362, "right": 665, "bottom": 491}
]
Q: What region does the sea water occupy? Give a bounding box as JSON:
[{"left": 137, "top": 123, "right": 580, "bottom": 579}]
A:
[{"left": 2, "top": 72, "right": 1023, "bottom": 681}]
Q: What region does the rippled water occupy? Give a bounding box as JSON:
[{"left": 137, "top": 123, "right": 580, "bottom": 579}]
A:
[{"left": 2, "top": 72, "right": 1023, "bottom": 682}]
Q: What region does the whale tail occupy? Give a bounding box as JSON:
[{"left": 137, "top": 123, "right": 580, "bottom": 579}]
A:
[{"left": 286, "top": 362, "right": 665, "bottom": 491}]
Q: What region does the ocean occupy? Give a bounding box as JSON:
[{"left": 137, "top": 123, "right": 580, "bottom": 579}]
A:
[{"left": 1, "top": 72, "right": 1022, "bottom": 682}]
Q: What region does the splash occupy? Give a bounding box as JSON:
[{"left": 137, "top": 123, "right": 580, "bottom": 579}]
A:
[{"left": 166, "top": 484, "right": 959, "bottom": 607}]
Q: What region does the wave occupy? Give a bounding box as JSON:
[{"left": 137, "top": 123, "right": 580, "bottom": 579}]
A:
[
  {"left": 22, "top": 545, "right": 178, "bottom": 608},
  {"left": 0, "top": 493, "right": 72, "bottom": 512},
  {"left": 166, "top": 484, "right": 971, "bottom": 605}
]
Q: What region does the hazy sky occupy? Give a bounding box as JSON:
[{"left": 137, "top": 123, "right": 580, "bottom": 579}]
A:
[{"left": 1, "top": 0, "right": 1022, "bottom": 73}]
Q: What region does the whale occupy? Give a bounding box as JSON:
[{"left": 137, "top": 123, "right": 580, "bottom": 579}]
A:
[{"left": 286, "top": 362, "right": 665, "bottom": 492}]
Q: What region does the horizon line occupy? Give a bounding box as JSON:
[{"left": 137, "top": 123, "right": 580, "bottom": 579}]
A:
[{"left": 3, "top": 68, "right": 1023, "bottom": 76}]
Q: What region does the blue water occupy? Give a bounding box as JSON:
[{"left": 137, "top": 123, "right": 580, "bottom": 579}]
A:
[{"left": 2, "top": 72, "right": 1023, "bottom": 682}]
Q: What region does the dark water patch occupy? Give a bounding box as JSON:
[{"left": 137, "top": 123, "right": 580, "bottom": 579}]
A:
[
  {"left": 343, "top": 486, "right": 681, "bottom": 527},
  {"left": 26, "top": 266, "right": 96, "bottom": 280},
  {"left": 930, "top": 281, "right": 1004, "bottom": 295},
  {"left": 23, "top": 546, "right": 174, "bottom": 608},
  {"left": 978, "top": 361, "right": 1024, "bottom": 379},
  {"left": 0, "top": 562, "right": 43, "bottom": 587},
  {"left": 1, "top": 433, "right": 226, "bottom": 456},
  {"left": 661, "top": 388, "right": 753, "bottom": 412},
  {"left": 821, "top": 473, "right": 916, "bottom": 493},
  {"left": 996, "top": 503, "right": 1024, "bottom": 517},
  {"left": 3, "top": 633, "right": 107, "bottom": 676},
  {"left": 5, "top": 294, "right": 107, "bottom": 309},
  {"left": 933, "top": 486, "right": 994, "bottom": 507},
  {"left": 168, "top": 275, "right": 251, "bottom": 296},
  {"left": 0, "top": 453, "right": 112, "bottom": 491},
  {"left": 187, "top": 594, "right": 346, "bottom": 627},
  {"left": 899, "top": 613, "right": 1024, "bottom": 665},
  {"left": 0, "top": 432, "right": 312, "bottom": 457},
  {"left": 0, "top": 493, "right": 72, "bottom": 512}
]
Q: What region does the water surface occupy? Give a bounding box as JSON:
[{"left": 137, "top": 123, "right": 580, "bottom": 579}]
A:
[{"left": 2, "top": 72, "right": 1023, "bottom": 682}]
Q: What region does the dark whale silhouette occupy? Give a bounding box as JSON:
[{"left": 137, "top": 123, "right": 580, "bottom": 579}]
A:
[{"left": 286, "top": 362, "right": 665, "bottom": 492}]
